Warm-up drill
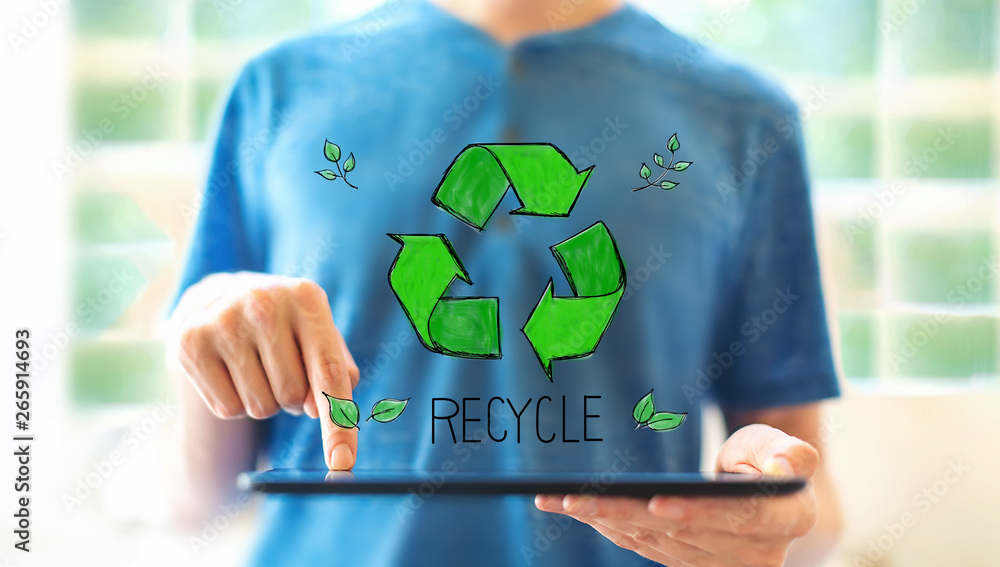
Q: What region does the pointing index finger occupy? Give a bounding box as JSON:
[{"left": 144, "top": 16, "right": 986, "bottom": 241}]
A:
[{"left": 292, "top": 284, "right": 357, "bottom": 470}]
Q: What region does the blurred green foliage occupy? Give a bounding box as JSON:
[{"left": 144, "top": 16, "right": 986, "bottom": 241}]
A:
[
  {"left": 70, "top": 340, "right": 169, "bottom": 404},
  {"left": 887, "top": 315, "right": 997, "bottom": 378},
  {"left": 890, "top": 121, "right": 992, "bottom": 179},
  {"left": 807, "top": 118, "right": 876, "bottom": 178},
  {"left": 71, "top": 255, "right": 148, "bottom": 333},
  {"left": 889, "top": 231, "right": 995, "bottom": 304},
  {"left": 73, "top": 83, "right": 179, "bottom": 142},
  {"left": 74, "top": 192, "right": 167, "bottom": 244},
  {"left": 72, "top": 193, "right": 167, "bottom": 333}
]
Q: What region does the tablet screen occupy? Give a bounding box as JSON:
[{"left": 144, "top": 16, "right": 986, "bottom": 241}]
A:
[{"left": 238, "top": 469, "right": 806, "bottom": 497}]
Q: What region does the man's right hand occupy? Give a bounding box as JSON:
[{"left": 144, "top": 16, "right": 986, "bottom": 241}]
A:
[{"left": 169, "top": 272, "right": 359, "bottom": 470}]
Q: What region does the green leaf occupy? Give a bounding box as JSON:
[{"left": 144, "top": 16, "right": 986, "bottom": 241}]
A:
[
  {"left": 316, "top": 169, "right": 338, "bottom": 180},
  {"left": 646, "top": 411, "right": 687, "bottom": 432},
  {"left": 367, "top": 398, "right": 409, "bottom": 423},
  {"left": 639, "top": 163, "right": 652, "bottom": 180},
  {"left": 660, "top": 181, "right": 678, "bottom": 190},
  {"left": 632, "top": 389, "right": 655, "bottom": 425},
  {"left": 672, "top": 161, "right": 692, "bottom": 171},
  {"left": 343, "top": 152, "right": 356, "bottom": 173},
  {"left": 667, "top": 134, "right": 680, "bottom": 152},
  {"left": 324, "top": 392, "right": 360, "bottom": 429},
  {"left": 324, "top": 140, "right": 341, "bottom": 162},
  {"left": 654, "top": 153, "right": 664, "bottom": 167}
]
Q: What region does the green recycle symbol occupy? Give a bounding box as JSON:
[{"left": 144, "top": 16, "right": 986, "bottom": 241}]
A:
[{"left": 387, "top": 143, "right": 627, "bottom": 381}]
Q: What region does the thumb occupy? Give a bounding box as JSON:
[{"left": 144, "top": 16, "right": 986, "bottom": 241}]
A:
[{"left": 715, "top": 424, "right": 819, "bottom": 479}]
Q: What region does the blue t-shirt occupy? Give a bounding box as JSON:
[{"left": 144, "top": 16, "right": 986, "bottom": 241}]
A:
[{"left": 175, "top": 1, "right": 839, "bottom": 565}]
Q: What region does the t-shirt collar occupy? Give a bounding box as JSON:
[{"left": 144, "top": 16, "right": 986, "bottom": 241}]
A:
[{"left": 413, "top": 0, "right": 641, "bottom": 51}]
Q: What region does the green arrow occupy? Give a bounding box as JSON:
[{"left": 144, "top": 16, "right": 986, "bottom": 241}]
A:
[
  {"left": 431, "top": 143, "right": 594, "bottom": 231},
  {"left": 387, "top": 234, "right": 501, "bottom": 359},
  {"left": 522, "top": 222, "right": 626, "bottom": 380}
]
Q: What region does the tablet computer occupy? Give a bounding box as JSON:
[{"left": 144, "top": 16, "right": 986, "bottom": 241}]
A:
[{"left": 238, "top": 469, "right": 806, "bottom": 497}]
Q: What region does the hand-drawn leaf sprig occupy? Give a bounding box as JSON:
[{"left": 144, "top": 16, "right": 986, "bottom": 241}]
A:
[
  {"left": 632, "top": 388, "right": 687, "bottom": 432},
  {"left": 633, "top": 133, "right": 693, "bottom": 192},
  {"left": 316, "top": 139, "right": 359, "bottom": 189},
  {"left": 323, "top": 393, "right": 411, "bottom": 429}
]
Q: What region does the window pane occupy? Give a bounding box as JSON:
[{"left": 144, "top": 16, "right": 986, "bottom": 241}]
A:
[
  {"left": 838, "top": 311, "right": 875, "bottom": 377},
  {"left": 888, "top": 0, "right": 994, "bottom": 76},
  {"left": 193, "top": 0, "right": 314, "bottom": 39},
  {"left": 74, "top": 81, "right": 181, "bottom": 141},
  {"left": 886, "top": 314, "right": 997, "bottom": 378},
  {"left": 74, "top": 192, "right": 167, "bottom": 244},
  {"left": 807, "top": 118, "right": 876, "bottom": 178},
  {"left": 888, "top": 120, "right": 992, "bottom": 179},
  {"left": 70, "top": 340, "right": 168, "bottom": 404},
  {"left": 72, "top": 255, "right": 150, "bottom": 332},
  {"left": 712, "top": 0, "right": 876, "bottom": 76},
  {"left": 193, "top": 81, "right": 227, "bottom": 141},
  {"left": 888, "top": 230, "right": 995, "bottom": 304},
  {"left": 823, "top": 217, "right": 878, "bottom": 307},
  {"left": 72, "top": 0, "right": 174, "bottom": 38}
]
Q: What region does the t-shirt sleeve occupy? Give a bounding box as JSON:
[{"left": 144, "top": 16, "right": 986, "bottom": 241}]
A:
[
  {"left": 707, "top": 101, "right": 840, "bottom": 412},
  {"left": 170, "top": 63, "right": 269, "bottom": 312}
]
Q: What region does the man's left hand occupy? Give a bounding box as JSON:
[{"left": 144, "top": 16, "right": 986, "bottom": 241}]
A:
[{"left": 535, "top": 424, "right": 819, "bottom": 567}]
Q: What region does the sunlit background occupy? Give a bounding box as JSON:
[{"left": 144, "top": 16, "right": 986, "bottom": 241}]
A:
[{"left": 1, "top": 0, "right": 998, "bottom": 565}]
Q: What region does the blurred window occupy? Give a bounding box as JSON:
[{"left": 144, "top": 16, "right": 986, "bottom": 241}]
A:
[{"left": 70, "top": 0, "right": 999, "bottom": 407}]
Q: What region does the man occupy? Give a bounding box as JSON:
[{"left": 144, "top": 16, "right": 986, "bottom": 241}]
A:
[{"left": 168, "top": 0, "right": 842, "bottom": 565}]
